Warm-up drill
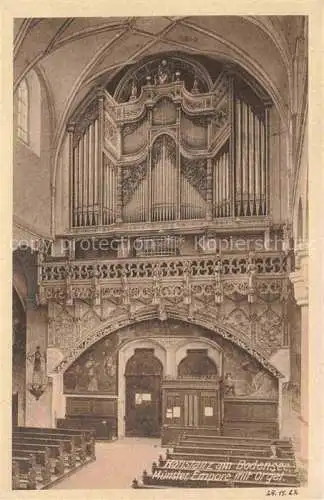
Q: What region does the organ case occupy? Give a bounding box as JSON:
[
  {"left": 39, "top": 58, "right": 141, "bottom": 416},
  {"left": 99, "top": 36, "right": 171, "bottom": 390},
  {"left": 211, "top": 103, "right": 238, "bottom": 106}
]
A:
[{"left": 68, "top": 65, "right": 271, "bottom": 229}]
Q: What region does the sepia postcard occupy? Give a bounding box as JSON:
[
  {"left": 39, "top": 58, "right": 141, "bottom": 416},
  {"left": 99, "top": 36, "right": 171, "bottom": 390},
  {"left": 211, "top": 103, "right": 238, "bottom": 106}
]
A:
[{"left": 0, "top": 1, "right": 323, "bottom": 499}]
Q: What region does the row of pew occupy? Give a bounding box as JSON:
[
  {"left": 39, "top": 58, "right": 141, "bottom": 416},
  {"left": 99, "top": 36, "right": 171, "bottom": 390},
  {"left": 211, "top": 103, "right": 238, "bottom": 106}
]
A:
[
  {"left": 132, "top": 433, "right": 300, "bottom": 488},
  {"left": 12, "top": 426, "right": 96, "bottom": 490}
]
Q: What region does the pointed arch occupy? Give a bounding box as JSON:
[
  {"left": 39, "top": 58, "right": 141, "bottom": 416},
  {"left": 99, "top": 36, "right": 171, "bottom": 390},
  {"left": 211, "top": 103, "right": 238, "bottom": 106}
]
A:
[{"left": 53, "top": 305, "right": 283, "bottom": 379}]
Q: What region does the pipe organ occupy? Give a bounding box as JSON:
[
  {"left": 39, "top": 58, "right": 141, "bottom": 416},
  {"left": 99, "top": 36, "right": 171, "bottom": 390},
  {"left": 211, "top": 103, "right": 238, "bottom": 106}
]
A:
[{"left": 68, "top": 58, "right": 271, "bottom": 229}]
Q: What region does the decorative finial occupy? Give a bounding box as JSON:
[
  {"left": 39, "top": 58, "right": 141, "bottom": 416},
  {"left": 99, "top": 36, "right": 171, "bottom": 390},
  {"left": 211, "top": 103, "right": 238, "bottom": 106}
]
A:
[{"left": 191, "top": 77, "right": 200, "bottom": 94}]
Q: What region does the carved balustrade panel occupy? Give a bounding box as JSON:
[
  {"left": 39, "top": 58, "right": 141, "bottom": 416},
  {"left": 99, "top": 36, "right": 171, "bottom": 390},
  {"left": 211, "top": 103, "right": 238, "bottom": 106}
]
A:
[{"left": 40, "top": 253, "right": 288, "bottom": 283}]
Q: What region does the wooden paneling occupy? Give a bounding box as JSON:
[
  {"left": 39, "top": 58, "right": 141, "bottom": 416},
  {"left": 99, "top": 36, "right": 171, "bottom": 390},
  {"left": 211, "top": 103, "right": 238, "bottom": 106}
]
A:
[
  {"left": 66, "top": 397, "right": 117, "bottom": 417},
  {"left": 223, "top": 399, "right": 278, "bottom": 439}
]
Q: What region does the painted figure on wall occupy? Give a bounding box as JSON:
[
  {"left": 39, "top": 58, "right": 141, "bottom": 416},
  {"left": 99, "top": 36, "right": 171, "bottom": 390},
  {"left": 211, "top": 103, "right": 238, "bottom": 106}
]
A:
[
  {"left": 223, "top": 372, "right": 235, "bottom": 396},
  {"left": 222, "top": 344, "right": 278, "bottom": 399},
  {"left": 85, "top": 354, "right": 100, "bottom": 391},
  {"left": 63, "top": 333, "right": 118, "bottom": 394}
]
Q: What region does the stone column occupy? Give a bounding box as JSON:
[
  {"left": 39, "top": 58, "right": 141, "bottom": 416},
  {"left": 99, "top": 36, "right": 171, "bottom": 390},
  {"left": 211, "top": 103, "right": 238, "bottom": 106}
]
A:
[
  {"left": 290, "top": 245, "right": 308, "bottom": 464},
  {"left": 25, "top": 305, "right": 52, "bottom": 428},
  {"left": 47, "top": 347, "right": 65, "bottom": 427}
]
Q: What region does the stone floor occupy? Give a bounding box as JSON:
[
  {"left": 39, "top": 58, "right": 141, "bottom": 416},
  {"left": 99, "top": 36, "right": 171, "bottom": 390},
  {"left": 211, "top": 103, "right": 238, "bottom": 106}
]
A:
[{"left": 51, "top": 438, "right": 164, "bottom": 489}]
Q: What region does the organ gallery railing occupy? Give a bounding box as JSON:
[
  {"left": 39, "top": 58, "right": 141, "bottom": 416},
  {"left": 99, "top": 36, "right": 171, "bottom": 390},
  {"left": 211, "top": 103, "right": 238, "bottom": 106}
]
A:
[
  {"left": 67, "top": 58, "right": 271, "bottom": 230},
  {"left": 40, "top": 251, "right": 287, "bottom": 282}
]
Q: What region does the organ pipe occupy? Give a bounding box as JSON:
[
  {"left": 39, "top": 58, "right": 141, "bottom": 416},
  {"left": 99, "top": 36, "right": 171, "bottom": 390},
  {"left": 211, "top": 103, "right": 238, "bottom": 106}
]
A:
[
  {"left": 235, "top": 99, "right": 241, "bottom": 216},
  {"left": 151, "top": 136, "right": 177, "bottom": 222},
  {"left": 233, "top": 94, "right": 268, "bottom": 217},
  {"left": 72, "top": 117, "right": 109, "bottom": 227},
  {"left": 212, "top": 148, "right": 230, "bottom": 218},
  {"left": 94, "top": 119, "right": 98, "bottom": 224}
]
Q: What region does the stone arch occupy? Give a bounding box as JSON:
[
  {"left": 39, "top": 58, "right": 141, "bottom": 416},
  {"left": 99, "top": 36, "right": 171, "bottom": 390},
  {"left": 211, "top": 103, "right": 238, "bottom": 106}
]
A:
[
  {"left": 54, "top": 304, "right": 283, "bottom": 379},
  {"left": 175, "top": 338, "right": 222, "bottom": 375}
]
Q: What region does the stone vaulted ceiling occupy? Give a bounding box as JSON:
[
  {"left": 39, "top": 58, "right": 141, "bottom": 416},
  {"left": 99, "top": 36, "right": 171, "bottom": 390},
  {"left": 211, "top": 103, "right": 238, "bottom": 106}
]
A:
[{"left": 14, "top": 16, "right": 293, "bottom": 163}]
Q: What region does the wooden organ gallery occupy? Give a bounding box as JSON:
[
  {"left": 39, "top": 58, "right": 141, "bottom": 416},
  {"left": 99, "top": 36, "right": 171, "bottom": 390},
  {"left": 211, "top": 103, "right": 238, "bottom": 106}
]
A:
[{"left": 30, "top": 54, "right": 295, "bottom": 447}]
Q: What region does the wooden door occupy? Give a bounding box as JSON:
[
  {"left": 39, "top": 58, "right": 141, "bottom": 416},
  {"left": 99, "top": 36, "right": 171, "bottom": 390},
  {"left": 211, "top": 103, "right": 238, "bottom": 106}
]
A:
[{"left": 125, "top": 349, "right": 163, "bottom": 437}]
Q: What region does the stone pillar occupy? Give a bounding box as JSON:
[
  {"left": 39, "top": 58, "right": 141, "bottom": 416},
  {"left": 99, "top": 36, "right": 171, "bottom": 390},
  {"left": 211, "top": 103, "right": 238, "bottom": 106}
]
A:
[
  {"left": 269, "top": 347, "right": 290, "bottom": 437},
  {"left": 25, "top": 305, "right": 52, "bottom": 428},
  {"left": 50, "top": 373, "right": 65, "bottom": 428},
  {"left": 290, "top": 245, "right": 308, "bottom": 464},
  {"left": 47, "top": 347, "right": 65, "bottom": 427}
]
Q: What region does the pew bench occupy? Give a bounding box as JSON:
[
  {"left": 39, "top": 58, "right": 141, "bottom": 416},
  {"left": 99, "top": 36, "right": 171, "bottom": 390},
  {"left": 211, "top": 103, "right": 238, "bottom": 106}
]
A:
[
  {"left": 13, "top": 433, "right": 78, "bottom": 468},
  {"left": 14, "top": 426, "right": 95, "bottom": 458},
  {"left": 174, "top": 445, "right": 289, "bottom": 458},
  {"left": 136, "top": 456, "right": 299, "bottom": 488},
  {"left": 14, "top": 427, "right": 89, "bottom": 462},
  {"left": 12, "top": 438, "right": 65, "bottom": 476},
  {"left": 181, "top": 433, "right": 280, "bottom": 444},
  {"left": 176, "top": 441, "right": 294, "bottom": 458},
  {"left": 56, "top": 417, "right": 115, "bottom": 441},
  {"left": 12, "top": 456, "right": 37, "bottom": 490},
  {"left": 164, "top": 451, "right": 297, "bottom": 467},
  {"left": 12, "top": 447, "right": 52, "bottom": 484},
  {"left": 131, "top": 433, "right": 299, "bottom": 489}
]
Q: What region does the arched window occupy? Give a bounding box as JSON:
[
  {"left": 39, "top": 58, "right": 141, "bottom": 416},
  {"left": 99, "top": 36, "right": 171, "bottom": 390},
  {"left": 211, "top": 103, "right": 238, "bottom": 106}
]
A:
[{"left": 17, "top": 79, "right": 29, "bottom": 143}]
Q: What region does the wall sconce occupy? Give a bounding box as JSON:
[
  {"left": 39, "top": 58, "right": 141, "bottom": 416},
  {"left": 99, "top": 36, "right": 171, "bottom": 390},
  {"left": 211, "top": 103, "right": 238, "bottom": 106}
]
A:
[{"left": 27, "top": 380, "right": 48, "bottom": 400}]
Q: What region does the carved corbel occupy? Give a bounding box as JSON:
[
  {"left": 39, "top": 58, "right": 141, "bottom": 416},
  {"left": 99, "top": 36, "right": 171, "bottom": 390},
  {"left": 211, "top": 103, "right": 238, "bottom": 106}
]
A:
[
  {"left": 187, "top": 302, "right": 196, "bottom": 322},
  {"left": 91, "top": 269, "right": 101, "bottom": 307},
  {"left": 214, "top": 255, "right": 223, "bottom": 305},
  {"left": 247, "top": 251, "right": 257, "bottom": 304},
  {"left": 183, "top": 261, "right": 192, "bottom": 305},
  {"left": 158, "top": 301, "right": 167, "bottom": 322},
  {"left": 121, "top": 269, "right": 130, "bottom": 306},
  {"left": 282, "top": 222, "right": 292, "bottom": 255},
  {"left": 64, "top": 261, "right": 74, "bottom": 306},
  {"left": 152, "top": 264, "right": 162, "bottom": 306}
]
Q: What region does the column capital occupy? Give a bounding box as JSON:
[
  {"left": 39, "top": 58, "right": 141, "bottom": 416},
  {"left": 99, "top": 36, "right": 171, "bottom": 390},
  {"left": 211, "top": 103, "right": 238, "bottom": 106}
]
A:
[{"left": 290, "top": 270, "right": 308, "bottom": 306}]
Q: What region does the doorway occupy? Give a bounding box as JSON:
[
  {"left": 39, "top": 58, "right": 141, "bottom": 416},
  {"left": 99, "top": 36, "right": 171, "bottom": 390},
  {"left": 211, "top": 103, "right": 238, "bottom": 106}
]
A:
[{"left": 125, "top": 349, "right": 163, "bottom": 437}]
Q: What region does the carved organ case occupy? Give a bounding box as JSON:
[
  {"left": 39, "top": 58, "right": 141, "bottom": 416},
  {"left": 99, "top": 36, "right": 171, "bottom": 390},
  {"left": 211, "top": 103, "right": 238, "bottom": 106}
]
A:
[{"left": 68, "top": 56, "right": 271, "bottom": 230}]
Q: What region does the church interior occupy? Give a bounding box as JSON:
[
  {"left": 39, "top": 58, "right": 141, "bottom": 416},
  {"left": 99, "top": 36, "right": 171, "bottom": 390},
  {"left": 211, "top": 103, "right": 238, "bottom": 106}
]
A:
[{"left": 12, "top": 16, "right": 309, "bottom": 489}]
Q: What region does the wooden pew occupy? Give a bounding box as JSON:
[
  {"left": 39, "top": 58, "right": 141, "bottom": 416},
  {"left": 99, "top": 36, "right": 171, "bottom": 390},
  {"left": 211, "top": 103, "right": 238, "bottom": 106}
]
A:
[
  {"left": 12, "top": 460, "right": 20, "bottom": 489},
  {"left": 12, "top": 456, "right": 37, "bottom": 489},
  {"left": 176, "top": 441, "right": 294, "bottom": 458},
  {"left": 136, "top": 454, "right": 299, "bottom": 488},
  {"left": 12, "top": 438, "right": 65, "bottom": 475},
  {"left": 174, "top": 445, "right": 285, "bottom": 459},
  {"left": 12, "top": 433, "right": 77, "bottom": 468},
  {"left": 57, "top": 416, "right": 115, "bottom": 441},
  {"left": 163, "top": 452, "right": 297, "bottom": 468},
  {"left": 13, "top": 447, "right": 52, "bottom": 485},
  {"left": 14, "top": 427, "right": 89, "bottom": 462},
  {"left": 55, "top": 422, "right": 96, "bottom": 457},
  {"left": 180, "top": 433, "right": 277, "bottom": 444},
  {"left": 15, "top": 425, "right": 95, "bottom": 459},
  {"left": 132, "top": 433, "right": 299, "bottom": 489}
]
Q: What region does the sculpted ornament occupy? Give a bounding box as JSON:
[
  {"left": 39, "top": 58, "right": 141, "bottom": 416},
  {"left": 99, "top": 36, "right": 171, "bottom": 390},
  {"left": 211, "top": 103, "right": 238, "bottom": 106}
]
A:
[{"left": 214, "top": 256, "right": 223, "bottom": 304}]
